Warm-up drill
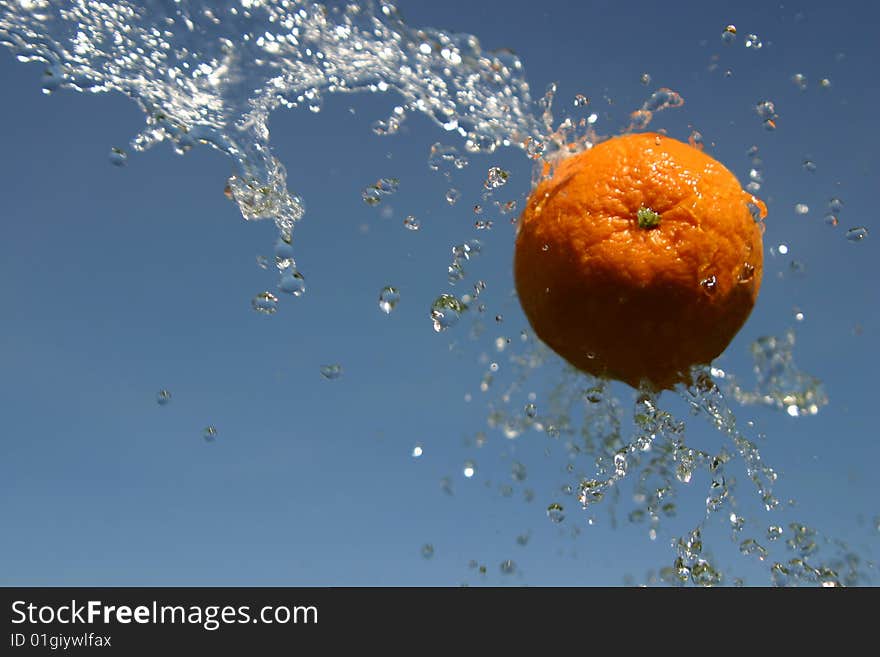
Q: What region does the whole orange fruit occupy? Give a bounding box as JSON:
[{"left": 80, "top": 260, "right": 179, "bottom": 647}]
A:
[{"left": 514, "top": 132, "right": 766, "bottom": 390}]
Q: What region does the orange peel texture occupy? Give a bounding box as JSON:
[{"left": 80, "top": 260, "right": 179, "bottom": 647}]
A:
[{"left": 514, "top": 132, "right": 766, "bottom": 390}]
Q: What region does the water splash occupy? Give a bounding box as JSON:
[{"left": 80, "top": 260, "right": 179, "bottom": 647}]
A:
[
  {"left": 0, "top": 0, "right": 540, "bottom": 244},
  {"left": 723, "top": 330, "right": 829, "bottom": 417}
]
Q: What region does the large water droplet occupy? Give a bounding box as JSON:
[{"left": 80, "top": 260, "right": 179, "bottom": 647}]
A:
[
  {"left": 430, "top": 294, "right": 464, "bottom": 332},
  {"left": 721, "top": 24, "right": 737, "bottom": 44},
  {"left": 546, "top": 503, "right": 565, "bottom": 523},
  {"left": 278, "top": 271, "right": 306, "bottom": 297},
  {"left": 484, "top": 166, "right": 509, "bottom": 190},
  {"left": 845, "top": 227, "right": 868, "bottom": 243}
]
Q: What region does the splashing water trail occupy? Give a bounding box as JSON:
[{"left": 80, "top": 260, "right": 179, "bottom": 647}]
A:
[
  {"left": 1, "top": 0, "right": 539, "bottom": 252},
  {"left": 1, "top": 0, "right": 870, "bottom": 586}
]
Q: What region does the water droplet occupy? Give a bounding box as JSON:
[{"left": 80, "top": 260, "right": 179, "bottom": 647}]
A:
[
  {"left": 524, "top": 403, "right": 537, "bottom": 418},
  {"left": 767, "top": 525, "right": 783, "bottom": 541},
  {"left": 546, "top": 503, "right": 565, "bottom": 523},
  {"left": 738, "top": 263, "right": 756, "bottom": 283},
  {"left": 516, "top": 532, "right": 530, "bottom": 546},
  {"left": 792, "top": 73, "right": 807, "bottom": 90},
  {"left": 499, "top": 559, "right": 517, "bottom": 575},
  {"left": 320, "top": 364, "right": 343, "bottom": 380},
  {"left": 511, "top": 461, "right": 527, "bottom": 482},
  {"left": 573, "top": 94, "right": 590, "bottom": 107},
  {"left": 378, "top": 286, "right": 400, "bottom": 314},
  {"left": 445, "top": 188, "right": 460, "bottom": 205},
  {"left": 755, "top": 99, "right": 775, "bottom": 119},
  {"left": 484, "top": 166, "right": 509, "bottom": 190},
  {"left": 109, "top": 146, "right": 128, "bottom": 167},
  {"left": 744, "top": 33, "right": 763, "bottom": 49},
  {"left": 640, "top": 73, "right": 652, "bottom": 85},
  {"left": 778, "top": 243, "right": 789, "bottom": 255},
  {"left": 802, "top": 160, "right": 816, "bottom": 173},
  {"left": 421, "top": 544, "right": 434, "bottom": 559},
  {"left": 252, "top": 291, "right": 278, "bottom": 314},
  {"left": 824, "top": 214, "right": 839, "bottom": 227},
  {"left": 463, "top": 460, "right": 476, "bottom": 478},
  {"left": 256, "top": 255, "right": 270, "bottom": 270},
  {"left": 278, "top": 271, "right": 306, "bottom": 297},
  {"left": 721, "top": 24, "right": 737, "bottom": 44},
  {"left": 794, "top": 203, "right": 809, "bottom": 215},
  {"left": 430, "top": 294, "right": 464, "bottom": 332},
  {"left": 203, "top": 425, "right": 217, "bottom": 442},
  {"left": 362, "top": 185, "right": 382, "bottom": 206},
  {"left": 412, "top": 444, "right": 423, "bottom": 458},
  {"left": 156, "top": 389, "right": 171, "bottom": 406},
  {"left": 828, "top": 197, "right": 844, "bottom": 213},
  {"left": 700, "top": 275, "right": 718, "bottom": 294},
  {"left": 846, "top": 227, "right": 868, "bottom": 243},
  {"left": 819, "top": 78, "right": 832, "bottom": 89},
  {"left": 403, "top": 215, "right": 420, "bottom": 230},
  {"left": 688, "top": 131, "right": 704, "bottom": 150},
  {"left": 578, "top": 479, "right": 605, "bottom": 506}
]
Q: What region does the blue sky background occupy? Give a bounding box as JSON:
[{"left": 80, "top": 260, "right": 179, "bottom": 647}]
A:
[{"left": 0, "top": 0, "right": 878, "bottom": 585}]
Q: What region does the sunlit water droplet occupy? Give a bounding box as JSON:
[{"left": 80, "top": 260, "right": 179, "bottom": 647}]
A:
[
  {"left": 845, "top": 227, "right": 868, "bottom": 243},
  {"left": 412, "top": 444, "right": 423, "bottom": 458},
  {"left": 203, "top": 425, "right": 217, "bottom": 442},
  {"left": 484, "top": 166, "right": 509, "bottom": 190},
  {"left": 156, "top": 389, "right": 171, "bottom": 406},
  {"left": 403, "top": 215, "right": 420, "bottom": 230},
  {"left": 274, "top": 237, "right": 296, "bottom": 271},
  {"left": 721, "top": 24, "right": 737, "bottom": 44},
  {"left": 252, "top": 291, "right": 278, "bottom": 314},
  {"left": 700, "top": 275, "right": 718, "bottom": 294},
  {"left": 794, "top": 203, "right": 809, "bottom": 215},
  {"left": 430, "top": 294, "right": 464, "bottom": 332},
  {"left": 546, "top": 503, "right": 565, "bottom": 523},
  {"left": 278, "top": 271, "right": 306, "bottom": 297},
  {"left": 792, "top": 73, "right": 808, "bottom": 90},
  {"left": 744, "top": 33, "right": 763, "bottom": 49},
  {"left": 802, "top": 160, "right": 816, "bottom": 173},
  {"left": 463, "top": 460, "right": 476, "bottom": 478}
]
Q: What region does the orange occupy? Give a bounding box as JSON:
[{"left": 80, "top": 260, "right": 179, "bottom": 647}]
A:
[{"left": 514, "top": 132, "right": 766, "bottom": 390}]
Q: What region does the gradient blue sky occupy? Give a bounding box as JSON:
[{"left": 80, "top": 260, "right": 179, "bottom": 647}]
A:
[{"left": 0, "top": 0, "right": 877, "bottom": 585}]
